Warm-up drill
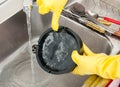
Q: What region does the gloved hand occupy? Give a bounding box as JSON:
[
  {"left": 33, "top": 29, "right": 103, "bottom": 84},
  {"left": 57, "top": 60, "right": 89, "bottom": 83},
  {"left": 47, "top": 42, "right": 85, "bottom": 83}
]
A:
[
  {"left": 37, "top": 0, "right": 68, "bottom": 31},
  {"left": 71, "top": 44, "right": 120, "bottom": 79}
]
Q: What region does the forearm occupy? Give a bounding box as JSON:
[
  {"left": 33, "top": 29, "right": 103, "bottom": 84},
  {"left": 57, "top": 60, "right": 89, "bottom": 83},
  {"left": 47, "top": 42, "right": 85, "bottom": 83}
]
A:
[
  {"left": 72, "top": 50, "right": 120, "bottom": 79},
  {"left": 95, "top": 55, "right": 120, "bottom": 79}
]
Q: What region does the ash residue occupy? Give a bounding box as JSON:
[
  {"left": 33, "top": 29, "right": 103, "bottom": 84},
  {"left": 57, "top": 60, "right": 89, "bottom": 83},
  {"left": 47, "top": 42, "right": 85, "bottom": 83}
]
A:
[{"left": 42, "top": 30, "right": 78, "bottom": 70}]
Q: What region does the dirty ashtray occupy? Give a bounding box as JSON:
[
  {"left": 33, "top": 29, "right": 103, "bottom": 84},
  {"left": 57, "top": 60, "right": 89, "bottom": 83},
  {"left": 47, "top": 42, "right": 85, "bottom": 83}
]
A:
[{"left": 36, "top": 26, "right": 83, "bottom": 74}]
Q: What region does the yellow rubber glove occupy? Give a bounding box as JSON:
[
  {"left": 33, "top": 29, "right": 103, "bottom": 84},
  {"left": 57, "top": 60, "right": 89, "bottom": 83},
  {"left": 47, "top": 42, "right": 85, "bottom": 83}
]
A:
[
  {"left": 82, "top": 75, "right": 110, "bottom": 87},
  {"left": 37, "top": 0, "right": 68, "bottom": 31},
  {"left": 71, "top": 44, "right": 120, "bottom": 79}
]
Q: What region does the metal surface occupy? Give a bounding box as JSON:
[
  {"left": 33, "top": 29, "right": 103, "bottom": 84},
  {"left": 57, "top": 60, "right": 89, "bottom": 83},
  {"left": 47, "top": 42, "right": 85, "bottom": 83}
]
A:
[
  {"left": 0, "top": 11, "right": 28, "bottom": 61},
  {"left": 0, "top": 43, "right": 88, "bottom": 87},
  {"left": 0, "top": 0, "right": 23, "bottom": 24},
  {"left": 0, "top": 0, "right": 8, "bottom": 5},
  {"left": 0, "top": 0, "right": 119, "bottom": 87}
]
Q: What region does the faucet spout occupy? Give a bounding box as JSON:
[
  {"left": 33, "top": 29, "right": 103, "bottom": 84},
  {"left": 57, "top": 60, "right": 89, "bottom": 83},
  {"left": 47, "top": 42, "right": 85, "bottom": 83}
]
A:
[{"left": 23, "top": 0, "right": 33, "bottom": 13}]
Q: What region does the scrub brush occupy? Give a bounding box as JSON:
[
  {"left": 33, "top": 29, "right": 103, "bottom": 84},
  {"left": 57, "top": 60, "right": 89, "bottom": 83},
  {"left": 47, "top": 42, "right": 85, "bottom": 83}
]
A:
[{"left": 70, "top": 2, "right": 85, "bottom": 17}]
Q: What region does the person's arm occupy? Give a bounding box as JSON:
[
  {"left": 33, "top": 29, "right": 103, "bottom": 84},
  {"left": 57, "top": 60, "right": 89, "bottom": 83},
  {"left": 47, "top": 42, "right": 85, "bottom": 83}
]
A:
[
  {"left": 37, "top": 0, "right": 68, "bottom": 31},
  {"left": 72, "top": 44, "right": 120, "bottom": 79}
]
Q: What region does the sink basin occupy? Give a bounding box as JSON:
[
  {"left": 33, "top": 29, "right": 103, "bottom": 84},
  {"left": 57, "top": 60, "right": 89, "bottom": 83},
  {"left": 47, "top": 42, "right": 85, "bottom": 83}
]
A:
[
  {"left": 0, "top": 40, "right": 88, "bottom": 87},
  {"left": 0, "top": 1, "right": 113, "bottom": 87}
]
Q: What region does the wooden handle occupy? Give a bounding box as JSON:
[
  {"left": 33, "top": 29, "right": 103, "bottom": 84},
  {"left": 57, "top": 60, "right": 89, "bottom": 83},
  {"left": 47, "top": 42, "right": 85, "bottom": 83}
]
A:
[
  {"left": 113, "top": 31, "right": 120, "bottom": 38},
  {"left": 86, "top": 21, "right": 105, "bottom": 34}
]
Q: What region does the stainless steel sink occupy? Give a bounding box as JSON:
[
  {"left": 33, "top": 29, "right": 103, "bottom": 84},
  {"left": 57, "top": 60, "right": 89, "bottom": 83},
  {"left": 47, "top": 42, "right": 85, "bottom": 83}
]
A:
[
  {"left": 0, "top": 1, "right": 114, "bottom": 87},
  {"left": 0, "top": 43, "right": 89, "bottom": 87}
]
